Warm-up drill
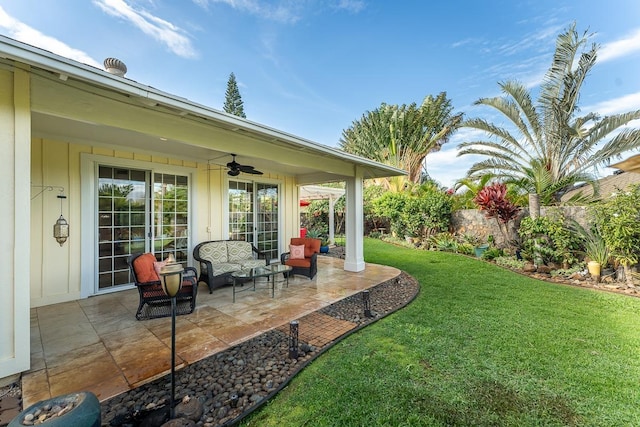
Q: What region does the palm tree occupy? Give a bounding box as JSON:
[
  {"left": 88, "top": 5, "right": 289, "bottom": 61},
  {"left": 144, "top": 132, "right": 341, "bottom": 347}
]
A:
[
  {"left": 458, "top": 24, "right": 640, "bottom": 217},
  {"left": 341, "top": 92, "right": 462, "bottom": 189}
]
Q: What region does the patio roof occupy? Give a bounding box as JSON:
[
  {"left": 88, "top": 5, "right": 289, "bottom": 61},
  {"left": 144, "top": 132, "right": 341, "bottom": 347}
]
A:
[
  {"left": 0, "top": 35, "right": 406, "bottom": 185},
  {"left": 300, "top": 185, "right": 345, "bottom": 200}
]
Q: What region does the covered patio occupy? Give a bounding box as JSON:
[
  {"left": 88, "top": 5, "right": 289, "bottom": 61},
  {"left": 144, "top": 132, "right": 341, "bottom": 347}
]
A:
[
  {"left": 22, "top": 257, "right": 400, "bottom": 408},
  {"left": 1, "top": 34, "right": 406, "bottom": 388}
]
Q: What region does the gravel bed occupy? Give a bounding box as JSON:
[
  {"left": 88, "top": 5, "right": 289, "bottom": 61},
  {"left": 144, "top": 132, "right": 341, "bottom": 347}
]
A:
[{"left": 101, "top": 268, "right": 419, "bottom": 427}]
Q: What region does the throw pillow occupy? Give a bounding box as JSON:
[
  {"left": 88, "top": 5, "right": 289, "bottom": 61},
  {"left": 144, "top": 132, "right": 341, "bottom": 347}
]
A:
[
  {"left": 153, "top": 258, "right": 170, "bottom": 277},
  {"left": 290, "top": 244, "right": 306, "bottom": 260},
  {"left": 133, "top": 253, "right": 160, "bottom": 283}
]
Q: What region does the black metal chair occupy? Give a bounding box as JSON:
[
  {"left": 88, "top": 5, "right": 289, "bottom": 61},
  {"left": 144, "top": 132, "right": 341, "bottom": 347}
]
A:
[{"left": 127, "top": 253, "right": 198, "bottom": 320}]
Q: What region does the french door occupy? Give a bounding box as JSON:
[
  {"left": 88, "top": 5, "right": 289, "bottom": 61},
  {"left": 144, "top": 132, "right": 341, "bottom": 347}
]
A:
[
  {"left": 228, "top": 181, "right": 279, "bottom": 261},
  {"left": 97, "top": 166, "right": 189, "bottom": 292}
]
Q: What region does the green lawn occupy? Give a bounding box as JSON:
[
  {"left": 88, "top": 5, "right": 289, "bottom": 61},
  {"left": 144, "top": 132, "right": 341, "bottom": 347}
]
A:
[{"left": 243, "top": 238, "right": 640, "bottom": 426}]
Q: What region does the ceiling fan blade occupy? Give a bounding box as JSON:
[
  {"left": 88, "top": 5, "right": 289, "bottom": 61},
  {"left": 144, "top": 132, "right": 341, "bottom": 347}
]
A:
[{"left": 225, "top": 154, "right": 262, "bottom": 175}]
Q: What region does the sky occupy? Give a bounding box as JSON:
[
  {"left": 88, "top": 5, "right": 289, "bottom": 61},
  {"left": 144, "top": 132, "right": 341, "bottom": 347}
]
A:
[{"left": 1, "top": 0, "right": 639, "bottom": 188}]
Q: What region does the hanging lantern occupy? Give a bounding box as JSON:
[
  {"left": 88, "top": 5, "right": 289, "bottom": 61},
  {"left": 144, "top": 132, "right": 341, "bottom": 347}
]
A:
[{"left": 53, "top": 195, "right": 69, "bottom": 246}]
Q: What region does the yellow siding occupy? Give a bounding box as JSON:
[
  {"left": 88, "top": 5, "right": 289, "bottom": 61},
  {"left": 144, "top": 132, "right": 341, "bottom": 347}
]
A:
[{"left": 29, "top": 139, "right": 297, "bottom": 307}]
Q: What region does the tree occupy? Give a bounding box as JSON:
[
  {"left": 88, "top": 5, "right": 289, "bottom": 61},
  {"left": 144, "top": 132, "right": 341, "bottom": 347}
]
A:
[
  {"left": 340, "top": 92, "right": 462, "bottom": 188},
  {"left": 223, "top": 72, "right": 246, "bottom": 118},
  {"left": 458, "top": 24, "right": 640, "bottom": 216}
]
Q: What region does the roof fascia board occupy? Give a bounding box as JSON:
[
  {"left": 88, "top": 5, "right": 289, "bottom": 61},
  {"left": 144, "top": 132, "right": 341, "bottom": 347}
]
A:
[{"left": 1, "top": 35, "right": 405, "bottom": 178}]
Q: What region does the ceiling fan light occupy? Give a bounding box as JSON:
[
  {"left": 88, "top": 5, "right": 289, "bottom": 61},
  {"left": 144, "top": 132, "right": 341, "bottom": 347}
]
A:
[{"left": 228, "top": 169, "right": 240, "bottom": 176}]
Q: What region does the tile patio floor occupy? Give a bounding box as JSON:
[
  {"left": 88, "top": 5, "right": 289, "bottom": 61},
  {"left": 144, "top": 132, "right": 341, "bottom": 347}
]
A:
[{"left": 23, "top": 257, "right": 400, "bottom": 408}]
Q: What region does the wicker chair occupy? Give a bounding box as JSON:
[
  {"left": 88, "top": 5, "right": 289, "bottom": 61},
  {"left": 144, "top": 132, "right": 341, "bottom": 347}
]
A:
[
  {"left": 127, "top": 253, "right": 198, "bottom": 320},
  {"left": 280, "top": 238, "right": 321, "bottom": 279}
]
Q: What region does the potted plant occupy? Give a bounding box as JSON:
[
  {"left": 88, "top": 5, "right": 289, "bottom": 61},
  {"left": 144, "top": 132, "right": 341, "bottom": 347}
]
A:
[
  {"left": 320, "top": 237, "right": 330, "bottom": 253},
  {"left": 570, "top": 220, "right": 609, "bottom": 282},
  {"left": 305, "top": 229, "right": 322, "bottom": 240},
  {"left": 462, "top": 233, "right": 489, "bottom": 258}
]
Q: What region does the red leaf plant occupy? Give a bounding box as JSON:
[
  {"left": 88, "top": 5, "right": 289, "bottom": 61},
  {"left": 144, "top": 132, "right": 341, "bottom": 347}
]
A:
[{"left": 473, "top": 183, "right": 521, "bottom": 247}]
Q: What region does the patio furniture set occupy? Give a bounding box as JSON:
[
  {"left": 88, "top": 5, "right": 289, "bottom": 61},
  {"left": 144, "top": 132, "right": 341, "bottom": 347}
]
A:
[{"left": 127, "top": 238, "right": 321, "bottom": 320}]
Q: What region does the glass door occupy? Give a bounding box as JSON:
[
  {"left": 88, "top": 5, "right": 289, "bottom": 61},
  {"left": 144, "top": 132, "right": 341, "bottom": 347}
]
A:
[
  {"left": 256, "top": 183, "right": 279, "bottom": 260},
  {"left": 229, "top": 180, "right": 279, "bottom": 261},
  {"left": 98, "top": 166, "right": 149, "bottom": 291},
  {"left": 97, "top": 166, "right": 190, "bottom": 292},
  {"left": 153, "top": 173, "right": 190, "bottom": 264}
]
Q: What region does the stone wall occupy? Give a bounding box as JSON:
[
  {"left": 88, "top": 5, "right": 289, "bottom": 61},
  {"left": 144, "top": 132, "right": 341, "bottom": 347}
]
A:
[{"left": 451, "top": 206, "right": 589, "bottom": 247}]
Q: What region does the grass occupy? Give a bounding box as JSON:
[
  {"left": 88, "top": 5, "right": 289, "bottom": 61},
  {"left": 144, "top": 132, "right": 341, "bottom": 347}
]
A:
[{"left": 242, "top": 238, "right": 640, "bottom": 426}]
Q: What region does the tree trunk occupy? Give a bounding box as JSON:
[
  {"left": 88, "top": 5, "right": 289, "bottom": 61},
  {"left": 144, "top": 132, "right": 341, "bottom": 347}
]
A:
[
  {"left": 623, "top": 263, "right": 635, "bottom": 288},
  {"left": 529, "top": 193, "right": 540, "bottom": 219},
  {"left": 528, "top": 193, "right": 543, "bottom": 265}
]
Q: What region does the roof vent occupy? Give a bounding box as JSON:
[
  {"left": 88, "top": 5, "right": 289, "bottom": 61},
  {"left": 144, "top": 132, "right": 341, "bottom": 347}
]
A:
[{"left": 103, "top": 58, "right": 127, "bottom": 77}]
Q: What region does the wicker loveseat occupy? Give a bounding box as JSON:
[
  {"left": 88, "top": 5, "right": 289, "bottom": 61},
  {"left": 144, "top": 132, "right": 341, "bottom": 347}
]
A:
[
  {"left": 193, "top": 240, "right": 269, "bottom": 293},
  {"left": 127, "top": 253, "right": 198, "bottom": 320}
]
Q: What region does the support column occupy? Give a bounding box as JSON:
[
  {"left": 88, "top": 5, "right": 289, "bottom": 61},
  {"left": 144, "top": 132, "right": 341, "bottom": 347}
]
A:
[
  {"left": 344, "top": 172, "right": 365, "bottom": 272},
  {"left": 328, "top": 195, "right": 335, "bottom": 245},
  {"left": 0, "top": 68, "right": 31, "bottom": 381}
]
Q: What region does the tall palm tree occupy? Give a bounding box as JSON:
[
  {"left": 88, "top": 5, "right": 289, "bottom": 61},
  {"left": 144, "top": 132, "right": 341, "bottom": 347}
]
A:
[
  {"left": 341, "top": 92, "right": 462, "bottom": 188},
  {"left": 458, "top": 24, "right": 640, "bottom": 216}
]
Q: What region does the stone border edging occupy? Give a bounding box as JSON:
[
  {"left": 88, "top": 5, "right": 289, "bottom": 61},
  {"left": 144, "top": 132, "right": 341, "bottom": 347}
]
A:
[{"left": 221, "top": 271, "right": 420, "bottom": 427}]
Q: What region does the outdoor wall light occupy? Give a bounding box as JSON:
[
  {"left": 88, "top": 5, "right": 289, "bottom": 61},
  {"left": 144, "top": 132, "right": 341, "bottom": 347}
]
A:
[
  {"left": 53, "top": 194, "right": 69, "bottom": 246},
  {"left": 31, "top": 185, "right": 70, "bottom": 247}
]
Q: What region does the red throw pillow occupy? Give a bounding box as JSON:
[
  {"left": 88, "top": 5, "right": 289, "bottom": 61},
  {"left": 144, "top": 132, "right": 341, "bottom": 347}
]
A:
[
  {"left": 290, "top": 244, "right": 306, "bottom": 260},
  {"left": 133, "top": 253, "right": 160, "bottom": 283}
]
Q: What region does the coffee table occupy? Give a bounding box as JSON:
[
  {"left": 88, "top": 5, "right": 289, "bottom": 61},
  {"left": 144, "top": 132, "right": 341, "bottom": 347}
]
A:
[{"left": 231, "top": 264, "right": 293, "bottom": 302}]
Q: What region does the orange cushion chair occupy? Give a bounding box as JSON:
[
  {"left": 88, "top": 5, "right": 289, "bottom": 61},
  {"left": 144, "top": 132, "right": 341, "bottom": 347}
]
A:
[
  {"left": 281, "top": 238, "right": 321, "bottom": 279},
  {"left": 128, "top": 253, "right": 198, "bottom": 320}
]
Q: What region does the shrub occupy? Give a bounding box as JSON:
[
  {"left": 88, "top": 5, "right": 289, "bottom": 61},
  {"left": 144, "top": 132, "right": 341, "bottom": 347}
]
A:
[
  {"left": 368, "top": 231, "right": 382, "bottom": 239},
  {"left": 371, "top": 192, "right": 407, "bottom": 237},
  {"left": 494, "top": 256, "right": 526, "bottom": 270},
  {"left": 457, "top": 242, "right": 475, "bottom": 256},
  {"left": 371, "top": 184, "right": 453, "bottom": 238},
  {"left": 518, "top": 209, "right": 581, "bottom": 266},
  {"left": 482, "top": 247, "right": 504, "bottom": 261},
  {"left": 550, "top": 265, "right": 584, "bottom": 278},
  {"left": 429, "top": 232, "right": 458, "bottom": 252},
  {"left": 590, "top": 184, "right": 640, "bottom": 287}
]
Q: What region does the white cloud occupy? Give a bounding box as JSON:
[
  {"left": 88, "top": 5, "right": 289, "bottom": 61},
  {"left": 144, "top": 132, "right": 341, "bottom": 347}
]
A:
[
  {"left": 194, "top": 0, "right": 303, "bottom": 24},
  {"left": 0, "top": 6, "right": 102, "bottom": 68},
  {"left": 93, "top": 0, "right": 197, "bottom": 58},
  {"left": 583, "top": 92, "right": 640, "bottom": 116},
  {"left": 598, "top": 28, "right": 640, "bottom": 63}
]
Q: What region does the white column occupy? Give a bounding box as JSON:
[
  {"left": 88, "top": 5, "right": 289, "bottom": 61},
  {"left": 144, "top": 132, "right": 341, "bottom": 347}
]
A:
[
  {"left": 344, "top": 172, "right": 365, "bottom": 272},
  {"left": 0, "top": 68, "right": 31, "bottom": 380},
  {"left": 328, "top": 195, "right": 335, "bottom": 245}
]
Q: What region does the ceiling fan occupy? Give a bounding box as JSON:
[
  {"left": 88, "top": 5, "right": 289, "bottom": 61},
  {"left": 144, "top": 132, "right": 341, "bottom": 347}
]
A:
[{"left": 226, "top": 154, "right": 263, "bottom": 176}]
